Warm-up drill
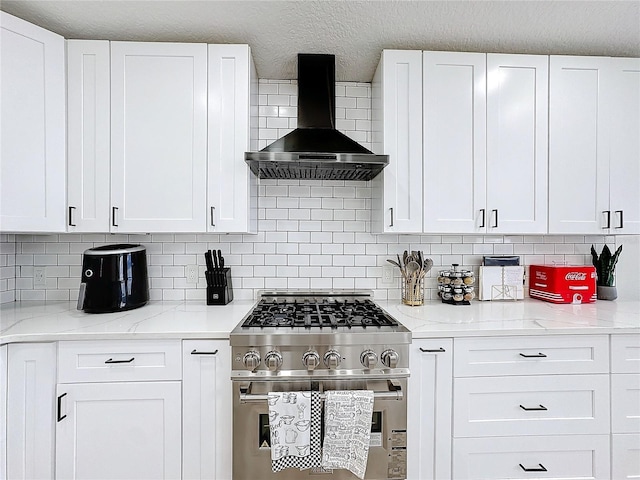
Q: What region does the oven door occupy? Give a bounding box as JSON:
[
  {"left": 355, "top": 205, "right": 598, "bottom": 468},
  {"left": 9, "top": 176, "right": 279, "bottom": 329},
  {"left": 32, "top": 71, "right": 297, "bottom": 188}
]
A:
[{"left": 232, "top": 378, "right": 407, "bottom": 480}]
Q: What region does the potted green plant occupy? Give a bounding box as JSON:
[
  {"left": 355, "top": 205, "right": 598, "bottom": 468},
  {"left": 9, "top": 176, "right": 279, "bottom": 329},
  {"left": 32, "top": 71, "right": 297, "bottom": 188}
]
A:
[{"left": 591, "top": 244, "right": 623, "bottom": 300}]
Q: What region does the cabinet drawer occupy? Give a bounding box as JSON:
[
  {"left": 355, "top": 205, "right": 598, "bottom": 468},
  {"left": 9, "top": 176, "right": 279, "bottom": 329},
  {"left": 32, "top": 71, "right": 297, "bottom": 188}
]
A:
[
  {"left": 612, "top": 434, "right": 640, "bottom": 480},
  {"left": 612, "top": 335, "right": 640, "bottom": 373},
  {"left": 453, "top": 375, "right": 610, "bottom": 437},
  {"left": 612, "top": 374, "right": 640, "bottom": 433},
  {"left": 58, "top": 340, "right": 182, "bottom": 383},
  {"left": 452, "top": 435, "right": 610, "bottom": 480},
  {"left": 454, "top": 335, "right": 609, "bottom": 377}
]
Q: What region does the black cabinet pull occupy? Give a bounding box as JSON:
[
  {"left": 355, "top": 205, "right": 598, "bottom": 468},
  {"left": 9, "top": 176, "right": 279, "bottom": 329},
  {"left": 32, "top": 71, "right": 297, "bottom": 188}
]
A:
[
  {"left": 210, "top": 206, "right": 216, "bottom": 227},
  {"left": 519, "top": 352, "right": 547, "bottom": 358},
  {"left": 615, "top": 210, "right": 624, "bottom": 229},
  {"left": 105, "top": 357, "right": 134, "bottom": 364},
  {"left": 519, "top": 463, "right": 547, "bottom": 472},
  {"left": 479, "top": 209, "right": 485, "bottom": 228},
  {"left": 491, "top": 209, "right": 498, "bottom": 228},
  {"left": 112, "top": 206, "right": 118, "bottom": 227},
  {"left": 390, "top": 207, "right": 394, "bottom": 227},
  {"left": 420, "top": 347, "right": 445, "bottom": 353},
  {"left": 520, "top": 404, "right": 548, "bottom": 411},
  {"left": 603, "top": 210, "right": 611, "bottom": 229},
  {"left": 191, "top": 349, "right": 218, "bottom": 355},
  {"left": 68, "top": 206, "right": 76, "bottom": 227},
  {"left": 57, "top": 393, "right": 67, "bottom": 422}
]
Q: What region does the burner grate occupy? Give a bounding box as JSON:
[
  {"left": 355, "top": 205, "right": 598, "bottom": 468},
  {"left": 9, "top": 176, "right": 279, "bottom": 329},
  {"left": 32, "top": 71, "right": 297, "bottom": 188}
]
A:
[{"left": 241, "top": 298, "right": 399, "bottom": 329}]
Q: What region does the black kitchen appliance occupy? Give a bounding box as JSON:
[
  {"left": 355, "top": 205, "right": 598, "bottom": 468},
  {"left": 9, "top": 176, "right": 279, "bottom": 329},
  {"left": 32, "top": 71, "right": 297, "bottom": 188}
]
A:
[{"left": 77, "top": 244, "right": 149, "bottom": 313}]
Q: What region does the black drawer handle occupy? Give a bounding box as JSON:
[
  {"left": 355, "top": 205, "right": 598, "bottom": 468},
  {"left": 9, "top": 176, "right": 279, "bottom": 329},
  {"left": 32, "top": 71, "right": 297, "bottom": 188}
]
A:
[
  {"left": 419, "top": 347, "right": 446, "bottom": 353},
  {"left": 520, "top": 404, "right": 548, "bottom": 411},
  {"left": 519, "top": 463, "right": 547, "bottom": 472},
  {"left": 519, "top": 352, "right": 547, "bottom": 358},
  {"left": 57, "top": 392, "right": 67, "bottom": 422},
  {"left": 191, "top": 349, "right": 218, "bottom": 355},
  {"left": 105, "top": 357, "right": 135, "bottom": 364}
]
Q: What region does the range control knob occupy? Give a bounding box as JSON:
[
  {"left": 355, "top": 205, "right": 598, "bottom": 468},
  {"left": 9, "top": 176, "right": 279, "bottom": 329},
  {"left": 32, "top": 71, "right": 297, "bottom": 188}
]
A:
[
  {"left": 381, "top": 349, "right": 399, "bottom": 368},
  {"left": 302, "top": 350, "right": 320, "bottom": 371},
  {"left": 264, "top": 350, "right": 283, "bottom": 371},
  {"left": 360, "top": 349, "right": 378, "bottom": 369},
  {"left": 243, "top": 350, "right": 261, "bottom": 371},
  {"left": 323, "top": 349, "right": 342, "bottom": 370}
]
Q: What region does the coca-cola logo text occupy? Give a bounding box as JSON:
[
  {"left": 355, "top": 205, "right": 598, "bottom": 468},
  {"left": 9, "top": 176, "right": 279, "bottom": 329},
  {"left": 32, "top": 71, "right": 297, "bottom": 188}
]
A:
[{"left": 565, "top": 272, "right": 587, "bottom": 281}]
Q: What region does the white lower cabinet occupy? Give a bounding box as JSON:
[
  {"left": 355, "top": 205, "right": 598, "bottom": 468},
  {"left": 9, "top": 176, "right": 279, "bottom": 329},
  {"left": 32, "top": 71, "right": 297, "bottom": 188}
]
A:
[
  {"left": 612, "top": 434, "right": 640, "bottom": 480},
  {"left": 56, "top": 340, "right": 183, "bottom": 479},
  {"left": 451, "top": 335, "right": 611, "bottom": 480},
  {"left": 6, "top": 343, "right": 56, "bottom": 480},
  {"left": 0, "top": 345, "right": 6, "bottom": 480},
  {"left": 182, "top": 340, "right": 232, "bottom": 480},
  {"left": 55, "top": 381, "right": 182, "bottom": 479},
  {"left": 407, "top": 339, "right": 453, "bottom": 480},
  {"left": 453, "top": 435, "right": 610, "bottom": 479}
]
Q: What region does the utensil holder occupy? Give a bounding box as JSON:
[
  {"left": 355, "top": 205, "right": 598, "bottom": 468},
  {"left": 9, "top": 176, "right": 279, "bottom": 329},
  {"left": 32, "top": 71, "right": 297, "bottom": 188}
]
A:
[
  {"left": 401, "top": 276, "right": 424, "bottom": 306},
  {"left": 206, "top": 268, "right": 233, "bottom": 305}
]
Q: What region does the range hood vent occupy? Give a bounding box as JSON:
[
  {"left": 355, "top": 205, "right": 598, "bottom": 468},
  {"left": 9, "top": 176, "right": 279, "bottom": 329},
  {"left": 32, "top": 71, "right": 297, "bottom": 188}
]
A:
[{"left": 245, "top": 54, "right": 388, "bottom": 181}]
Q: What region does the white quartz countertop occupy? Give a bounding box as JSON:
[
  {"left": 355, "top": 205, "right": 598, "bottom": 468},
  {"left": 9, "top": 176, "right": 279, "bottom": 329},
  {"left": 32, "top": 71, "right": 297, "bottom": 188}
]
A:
[{"left": 1, "top": 298, "right": 638, "bottom": 344}]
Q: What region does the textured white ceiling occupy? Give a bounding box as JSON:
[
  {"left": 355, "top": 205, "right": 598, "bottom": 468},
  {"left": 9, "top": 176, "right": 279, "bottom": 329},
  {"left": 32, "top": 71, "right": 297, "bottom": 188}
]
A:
[{"left": 2, "top": 0, "right": 639, "bottom": 82}]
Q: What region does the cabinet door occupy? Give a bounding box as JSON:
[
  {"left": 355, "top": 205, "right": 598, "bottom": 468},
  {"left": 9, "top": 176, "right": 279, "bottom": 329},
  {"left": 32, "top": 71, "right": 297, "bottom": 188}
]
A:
[
  {"left": 110, "top": 41, "right": 207, "bottom": 233},
  {"left": 182, "top": 340, "right": 232, "bottom": 480},
  {"left": 207, "top": 44, "right": 258, "bottom": 233},
  {"left": 549, "top": 56, "right": 612, "bottom": 233},
  {"left": 0, "top": 12, "right": 65, "bottom": 233},
  {"left": 6, "top": 343, "right": 56, "bottom": 480},
  {"left": 56, "top": 381, "right": 182, "bottom": 479},
  {"left": 486, "top": 54, "right": 548, "bottom": 234},
  {"left": 407, "top": 339, "right": 453, "bottom": 480},
  {"left": 372, "top": 50, "right": 423, "bottom": 233},
  {"left": 66, "top": 40, "right": 111, "bottom": 232},
  {"left": 0, "top": 345, "right": 6, "bottom": 480},
  {"left": 423, "top": 51, "right": 486, "bottom": 233},
  {"left": 609, "top": 57, "right": 640, "bottom": 234}
]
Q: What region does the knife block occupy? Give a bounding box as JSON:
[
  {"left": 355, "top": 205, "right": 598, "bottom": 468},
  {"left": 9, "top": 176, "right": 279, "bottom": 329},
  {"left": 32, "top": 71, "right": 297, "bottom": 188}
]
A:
[{"left": 206, "top": 268, "right": 234, "bottom": 305}]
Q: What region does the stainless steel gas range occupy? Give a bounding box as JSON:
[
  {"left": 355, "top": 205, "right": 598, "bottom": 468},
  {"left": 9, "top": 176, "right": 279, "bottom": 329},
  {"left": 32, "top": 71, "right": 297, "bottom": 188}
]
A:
[{"left": 230, "top": 290, "right": 411, "bottom": 480}]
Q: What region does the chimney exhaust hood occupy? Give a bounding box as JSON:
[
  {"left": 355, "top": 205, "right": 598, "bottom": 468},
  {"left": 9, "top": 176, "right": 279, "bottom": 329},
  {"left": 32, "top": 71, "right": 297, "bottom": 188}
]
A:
[{"left": 245, "top": 54, "right": 388, "bottom": 181}]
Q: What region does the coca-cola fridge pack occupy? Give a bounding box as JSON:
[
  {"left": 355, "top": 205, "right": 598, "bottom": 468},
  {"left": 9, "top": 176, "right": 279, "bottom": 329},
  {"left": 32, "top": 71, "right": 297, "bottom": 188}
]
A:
[{"left": 529, "top": 265, "right": 597, "bottom": 304}]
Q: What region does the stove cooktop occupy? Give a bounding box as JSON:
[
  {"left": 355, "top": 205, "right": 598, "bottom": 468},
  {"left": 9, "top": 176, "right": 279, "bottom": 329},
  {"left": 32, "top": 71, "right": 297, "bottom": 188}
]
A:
[{"left": 241, "top": 297, "right": 399, "bottom": 329}]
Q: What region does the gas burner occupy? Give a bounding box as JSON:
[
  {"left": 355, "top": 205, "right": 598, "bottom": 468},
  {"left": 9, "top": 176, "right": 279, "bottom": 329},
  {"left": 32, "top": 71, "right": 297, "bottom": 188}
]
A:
[{"left": 240, "top": 294, "right": 400, "bottom": 329}]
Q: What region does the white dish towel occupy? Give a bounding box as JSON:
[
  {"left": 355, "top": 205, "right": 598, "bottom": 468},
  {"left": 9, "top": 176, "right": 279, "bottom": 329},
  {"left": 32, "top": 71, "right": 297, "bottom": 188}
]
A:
[
  {"left": 269, "top": 391, "right": 320, "bottom": 472},
  {"left": 321, "top": 390, "right": 374, "bottom": 479}
]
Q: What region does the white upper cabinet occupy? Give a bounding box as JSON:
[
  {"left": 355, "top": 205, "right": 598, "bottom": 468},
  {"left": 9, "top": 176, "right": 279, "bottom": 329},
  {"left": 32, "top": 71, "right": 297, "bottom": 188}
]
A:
[
  {"left": 609, "top": 57, "right": 640, "bottom": 234},
  {"left": 207, "top": 44, "right": 258, "bottom": 233},
  {"left": 372, "top": 50, "right": 423, "bottom": 233},
  {"left": 110, "top": 41, "right": 208, "bottom": 233},
  {"left": 486, "top": 54, "right": 548, "bottom": 234},
  {"left": 0, "top": 12, "right": 66, "bottom": 233},
  {"left": 66, "top": 40, "right": 111, "bottom": 232},
  {"left": 423, "top": 51, "right": 487, "bottom": 233},
  {"left": 549, "top": 56, "right": 612, "bottom": 234},
  {"left": 549, "top": 56, "right": 640, "bottom": 234},
  {"left": 423, "top": 52, "right": 548, "bottom": 234}
]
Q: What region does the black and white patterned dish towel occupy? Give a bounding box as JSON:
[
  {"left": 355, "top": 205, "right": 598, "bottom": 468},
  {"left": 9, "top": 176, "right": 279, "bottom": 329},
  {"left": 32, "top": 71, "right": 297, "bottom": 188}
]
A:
[
  {"left": 269, "top": 391, "right": 321, "bottom": 472},
  {"left": 321, "top": 390, "right": 374, "bottom": 479}
]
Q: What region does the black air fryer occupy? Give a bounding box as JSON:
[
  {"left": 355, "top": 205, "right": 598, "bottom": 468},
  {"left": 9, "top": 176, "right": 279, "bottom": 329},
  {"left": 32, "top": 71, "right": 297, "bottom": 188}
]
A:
[{"left": 77, "top": 244, "right": 149, "bottom": 313}]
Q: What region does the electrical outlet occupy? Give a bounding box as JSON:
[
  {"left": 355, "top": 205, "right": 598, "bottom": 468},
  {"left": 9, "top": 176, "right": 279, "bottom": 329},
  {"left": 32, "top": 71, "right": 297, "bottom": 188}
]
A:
[
  {"left": 382, "top": 265, "right": 395, "bottom": 285},
  {"left": 186, "top": 264, "right": 199, "bottom": 284},
  {"left": 34, "top": 267, "right": 46, "bottom": 287}
]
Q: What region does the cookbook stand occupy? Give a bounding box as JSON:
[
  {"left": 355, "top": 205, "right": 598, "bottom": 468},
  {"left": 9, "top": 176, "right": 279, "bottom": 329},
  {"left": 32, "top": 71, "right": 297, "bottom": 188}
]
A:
[{"left": 207, "top": 268, "right": 233, "bottom": 305}]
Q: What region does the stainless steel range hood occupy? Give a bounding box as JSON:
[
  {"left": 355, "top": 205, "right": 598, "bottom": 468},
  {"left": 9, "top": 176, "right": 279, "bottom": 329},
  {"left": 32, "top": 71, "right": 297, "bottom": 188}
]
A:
[{"left": 245, "top": 54, "right": 388, "bottom": 181}]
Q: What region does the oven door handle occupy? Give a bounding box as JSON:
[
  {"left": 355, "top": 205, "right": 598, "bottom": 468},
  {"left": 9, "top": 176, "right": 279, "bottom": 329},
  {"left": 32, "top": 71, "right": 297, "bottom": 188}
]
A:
[{"left": 238, "top": 379, "right": 404, "bottom": 403}]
